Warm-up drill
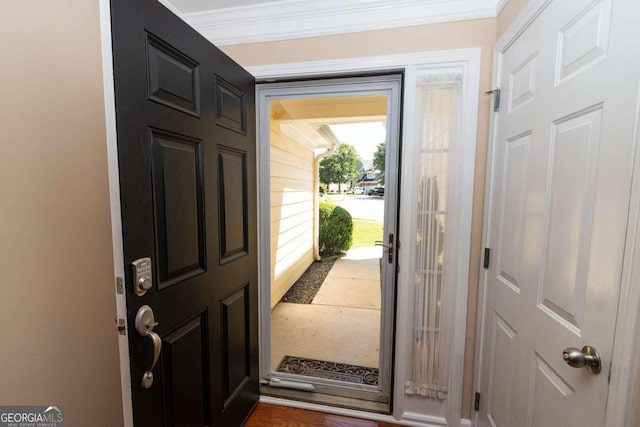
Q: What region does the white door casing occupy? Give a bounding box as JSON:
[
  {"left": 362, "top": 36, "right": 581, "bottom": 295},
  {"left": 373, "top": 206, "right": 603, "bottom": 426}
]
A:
[
  {"left": 476, "top": 0, "right": 640, "bottom": 426},
  {"left": 249, "top": 49, "right": 480, "bottom": 425}
]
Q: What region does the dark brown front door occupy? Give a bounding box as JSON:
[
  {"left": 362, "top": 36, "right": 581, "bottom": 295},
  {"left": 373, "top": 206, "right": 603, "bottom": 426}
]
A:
[{"left": 110, "top": 1, "right": 258, "bottom": 425}]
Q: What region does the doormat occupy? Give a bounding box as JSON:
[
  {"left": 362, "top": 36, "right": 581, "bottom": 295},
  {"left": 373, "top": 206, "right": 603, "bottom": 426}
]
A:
[{"left": 276, "top": 355, "right": 379, "bottom": 385}]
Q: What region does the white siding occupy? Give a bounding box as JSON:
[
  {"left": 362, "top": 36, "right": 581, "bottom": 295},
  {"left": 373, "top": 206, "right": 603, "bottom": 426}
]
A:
[{"left": 270, "top": 118, "right": 315, "bottom": 308}]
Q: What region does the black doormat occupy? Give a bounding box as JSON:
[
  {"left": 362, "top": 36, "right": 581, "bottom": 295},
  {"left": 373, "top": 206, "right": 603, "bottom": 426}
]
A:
[{"left": 276, "top": 355, "right": 379, "bottom": 386}]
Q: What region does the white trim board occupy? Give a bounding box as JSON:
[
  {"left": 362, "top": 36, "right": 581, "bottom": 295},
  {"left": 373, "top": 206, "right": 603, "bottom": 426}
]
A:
[
  {"left": 247, "top": 49, "right": 482, "bottom": 80},
  {"left": 163, "top": 0, "right": 502, "bottom": 46},
  {"left": 606, "top": 73, "right": 640, "bottom": 427},
  {"left": 98, "top": 0, "right": 133, "bottom": 426},
  {"left": 250, "top": 48, "right": 480, "bottom": 425}
]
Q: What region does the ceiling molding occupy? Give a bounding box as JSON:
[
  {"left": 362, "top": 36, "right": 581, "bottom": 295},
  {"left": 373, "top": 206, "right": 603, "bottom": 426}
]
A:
[
  {"left": 178, "top": 0, "right": 499, "bottom": 46},
  {"left": 495, "top": 0, "right": 510, "bottom": 14}
]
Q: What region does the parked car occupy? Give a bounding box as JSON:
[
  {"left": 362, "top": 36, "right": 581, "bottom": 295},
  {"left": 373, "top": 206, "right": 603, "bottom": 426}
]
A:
[
  {"left": 319, "top": 192, "right": 325, "bottom": 200},
  {"left": 346, "top": 186, "right": 364, "bottom": 195},
  {"left": 370, "top": 187, "right": 384, "bottom": 197}
]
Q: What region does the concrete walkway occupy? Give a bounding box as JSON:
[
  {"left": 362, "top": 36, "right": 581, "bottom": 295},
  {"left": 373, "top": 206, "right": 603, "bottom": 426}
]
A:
[{"left": 271, "top": 246, "right": 382, "bottom": 371}]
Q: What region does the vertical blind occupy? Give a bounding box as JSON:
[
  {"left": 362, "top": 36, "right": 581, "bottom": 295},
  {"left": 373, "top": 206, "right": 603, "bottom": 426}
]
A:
[{"left": 405, "top": 72, "right": 462, "bottom": 400}]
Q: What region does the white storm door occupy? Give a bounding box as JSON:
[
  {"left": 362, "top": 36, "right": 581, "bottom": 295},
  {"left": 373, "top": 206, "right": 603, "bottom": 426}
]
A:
[{"left": 478, "top": 0, "right": 640, "bottom": 426}]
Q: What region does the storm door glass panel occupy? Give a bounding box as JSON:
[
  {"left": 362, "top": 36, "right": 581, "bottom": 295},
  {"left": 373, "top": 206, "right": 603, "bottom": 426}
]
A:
[{"left": 268, "top": 94, "right": 388, "bottom": 390}]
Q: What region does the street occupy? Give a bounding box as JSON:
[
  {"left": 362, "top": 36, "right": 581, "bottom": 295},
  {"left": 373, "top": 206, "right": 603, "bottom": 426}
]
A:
[{"left": 326, "top": 194, "right": 385, "bottom": 223}]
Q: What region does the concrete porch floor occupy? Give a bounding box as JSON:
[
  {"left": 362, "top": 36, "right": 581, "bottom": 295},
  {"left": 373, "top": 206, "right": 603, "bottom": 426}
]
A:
[{"left": 271, "top": 246, "right": 383, "bottom": 371}]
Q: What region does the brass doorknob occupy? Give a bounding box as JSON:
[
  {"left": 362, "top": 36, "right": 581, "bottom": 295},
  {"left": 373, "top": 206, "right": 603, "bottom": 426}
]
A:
[{"left": 562, "top": 346, "right": 601, "bottom": 374}]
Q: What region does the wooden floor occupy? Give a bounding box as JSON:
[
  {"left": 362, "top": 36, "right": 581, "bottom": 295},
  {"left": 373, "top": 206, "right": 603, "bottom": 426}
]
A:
[{"left": 244, "top": 403, "right": 400, "bottom": 427}]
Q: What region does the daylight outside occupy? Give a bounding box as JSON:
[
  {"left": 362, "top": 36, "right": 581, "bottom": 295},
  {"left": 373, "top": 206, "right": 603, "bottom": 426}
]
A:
[{"left": 268, "top": 95, "right": 389, "bottom": 388}]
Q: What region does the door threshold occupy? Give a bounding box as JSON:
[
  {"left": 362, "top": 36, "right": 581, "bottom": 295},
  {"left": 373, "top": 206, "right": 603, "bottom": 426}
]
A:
[{"left": 260, "top": 384, "right": 390, "bottom": 414}]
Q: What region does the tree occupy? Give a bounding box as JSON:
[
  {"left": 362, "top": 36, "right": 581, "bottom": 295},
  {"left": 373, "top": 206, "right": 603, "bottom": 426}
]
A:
[
  {"left": 373, "top": 142, "right": 386, "bottom": 185},
  {"left": 355, "top": 159, "right": 365, "bottom": 183},
  {"left": 319, "top": 144, "right": 360, "bottom": 192}
]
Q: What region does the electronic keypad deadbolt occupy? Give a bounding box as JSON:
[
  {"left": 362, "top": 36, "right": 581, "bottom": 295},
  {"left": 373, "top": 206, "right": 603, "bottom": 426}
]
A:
[{"left": 132, "top": 257, "right": 152, "bottom": 296}]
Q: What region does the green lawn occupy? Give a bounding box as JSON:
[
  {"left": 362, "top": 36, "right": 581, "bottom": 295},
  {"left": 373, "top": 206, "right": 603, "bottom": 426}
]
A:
[{"left": 351, "top": 219, "right": 384, "bottom": 248}]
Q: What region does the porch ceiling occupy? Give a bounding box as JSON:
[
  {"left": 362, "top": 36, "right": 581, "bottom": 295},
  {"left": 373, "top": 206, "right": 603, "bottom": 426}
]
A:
[
  {"left": 275, "top": 96, "right": 387, "bottom": 121},
  {"left": 272, "top": 96, "right": 387, "bottom": 151}
]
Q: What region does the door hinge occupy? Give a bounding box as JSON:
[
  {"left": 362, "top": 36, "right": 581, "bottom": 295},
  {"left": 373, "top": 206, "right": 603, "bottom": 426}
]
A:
[
  {"left": 474, "top": 392, "right": 481, "bottom": 411},
  {"left": 116, "top": 276, "right": 124, "bottom": 294},
  {"left": 485, "top": 87, "right": 501, "bottom": 112},
  {"left": 117, "top": 318, "right": 126, "bottom": 335},
  {"left": 483, "top": 248, "right": 491, "bottom": 269}
]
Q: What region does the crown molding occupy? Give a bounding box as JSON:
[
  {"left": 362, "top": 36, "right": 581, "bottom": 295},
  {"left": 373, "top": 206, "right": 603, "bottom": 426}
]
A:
[
  {"left": 495, "top": 0, "right": 510, "bottom": 14},
  {"left": 179, "top": 0, "right": 499, "bottom": 46}
]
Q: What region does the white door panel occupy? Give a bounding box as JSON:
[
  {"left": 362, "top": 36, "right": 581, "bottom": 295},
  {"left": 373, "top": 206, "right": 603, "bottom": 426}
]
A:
[{"left": 478, "top": 0, "right": 640, "bottom": 425}]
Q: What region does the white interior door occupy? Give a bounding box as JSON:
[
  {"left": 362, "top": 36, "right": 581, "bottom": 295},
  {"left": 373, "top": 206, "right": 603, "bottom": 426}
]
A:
[{"left": 478, "top": 0, "right": 640, "bottom": 425}]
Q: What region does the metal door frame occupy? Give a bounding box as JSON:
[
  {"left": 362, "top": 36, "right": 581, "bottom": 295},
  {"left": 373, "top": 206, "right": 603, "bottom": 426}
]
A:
[{"left": 256, "top": 75, "right": 402, "bottom": 403}]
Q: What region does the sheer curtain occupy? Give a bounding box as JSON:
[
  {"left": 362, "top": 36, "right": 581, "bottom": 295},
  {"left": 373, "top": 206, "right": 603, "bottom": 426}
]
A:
[{"left": 405, "top": 72, "right": 462, "bottom": 400}]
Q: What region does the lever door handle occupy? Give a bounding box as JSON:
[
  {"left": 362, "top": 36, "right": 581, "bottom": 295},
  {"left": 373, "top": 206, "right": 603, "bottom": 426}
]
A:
[
  {"left": 375, "top": 233, "right": 394, "bottom": 263},
  {"left": 143, "top": 331, "right": 162, "bottom": 382},
  {"left": 135, "top": 305, "right": 162, "bottom": 388}
]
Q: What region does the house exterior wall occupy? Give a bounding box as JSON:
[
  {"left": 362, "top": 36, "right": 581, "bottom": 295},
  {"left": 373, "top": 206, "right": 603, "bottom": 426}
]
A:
[
  {"left": 270, "top": 115, "right": 316, "bottom": 308},
  {"left": 221, "top": 18, "right": 496, "bottom": 419},
  {"left": 0, "top": 1, "right": 124, "bottom": 425}
]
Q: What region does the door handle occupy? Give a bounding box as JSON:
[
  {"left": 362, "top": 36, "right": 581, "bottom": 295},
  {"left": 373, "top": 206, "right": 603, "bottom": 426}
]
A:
[
  {"left": 375, "top": 233, "right": 394, "bottom": 263},
  {"left": 135, "top": 305, "right": 162, "bottom": 388},
  {"left": 562, "top": 345, "right": 601, "bottom": 374}
]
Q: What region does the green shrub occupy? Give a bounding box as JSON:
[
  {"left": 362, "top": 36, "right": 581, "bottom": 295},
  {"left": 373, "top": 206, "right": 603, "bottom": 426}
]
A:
[{"left": 319, "top": 202, "right": 353, "bottom": 256}]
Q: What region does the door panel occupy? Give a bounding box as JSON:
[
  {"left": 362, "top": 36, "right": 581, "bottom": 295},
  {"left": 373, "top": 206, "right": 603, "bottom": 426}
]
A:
[
  {"left": 151, "top": 129, "right": 206, "bottom": 287},
  {"left": 111, "top": 0, "right": 258, "bottom": 425},
  {"left": 479, "top": 0, "right": 640, "bottom": 425},
  {"left": 218, "top": 147, "right": 248, "bottom": 262},
  {"left": 528, "top": 354, "right": 573, "bottom": 427},
  {"left": 486, "top": 314, "right": 516, "bottom": 427},
  {"left": 146, "top": 32, "right": 202, "bottom": 117},
  {"left": 161, "top": 314, "right": 209, "bottom": 426},
  {"left": 215, "top": 77, "right": 247, "bottom": 134},
  {"left": 496, "top": 132, "right": 529, "bottom": 291},
  {"left": 540, "top": 107, "right": 601, "bottom": 333},
  {"left": 221, "top": 285, "right": 251, "bottom": 404}
]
